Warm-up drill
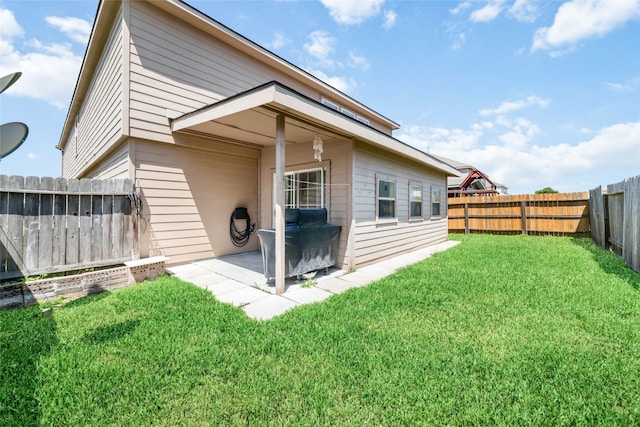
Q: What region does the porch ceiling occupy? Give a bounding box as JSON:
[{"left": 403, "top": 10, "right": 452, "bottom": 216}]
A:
[
  {"left": 173, "top": 105, "right": 333, "bottom": 147},
  {"left": 170, "top": 81, "right": 461, "bottom": 177}
]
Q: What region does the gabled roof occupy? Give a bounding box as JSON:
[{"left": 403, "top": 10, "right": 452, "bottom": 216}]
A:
[
  {"left": 58, "top": 0, "right": 399, "bottom": 150},
  {"left": 458, "top": 169, "right": 496, "bottom": 190},
  {"left": 171, "top": 81, "right": 461, "bottom": 177}
]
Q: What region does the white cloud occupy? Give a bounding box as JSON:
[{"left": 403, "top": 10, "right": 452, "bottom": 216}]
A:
[
  {"left": 507, "top": 0, "right": 538, "bottom": 22},
  {"left": 307, "top": 68, "right": 356, "bottom": 94},
  {"left": 452, "top": 32, "right": 466, "bottom": 50},
  {"left": 320, "top": 0, "right": 385, "bottom": 25},
  {"left": 450, "top": 2, "right": 472, "bottom": 15},
  {"left": 304, "top": 30, "right": 336, "bottom": 65},
  {"left": 383, "top": 10, "right": 397, "bottom": 28},
  {"left": 0, "top": 8, "right": 24, "bottom": 54},
  {"left": 348, "top": 51, "right": 369, "bottom": 71},
  {"left": 398, "top": 121, "right": 640, "bottom": 194},
  {"left": 27, "top": 152, "right": 40, "bottom": 160},
  {"left": 265, "top": 31, "right": 289, "bottom": 50},
  {"left": 470, "top": 0, "right": 507, "bottom": 23},
  {"left": 532, "top": 0, "right": 640, "bottom": 54},
  {"left": 0, "top": 9, "right": 89, "bottom": 109},
  {"left": 45, "top": 16, "right": 91, "bottom": 44},
  {"left": 605, "top": 76, "right": 640, "bottom": 91},
  {"left": 479, "top": 95, "right": 549, "bottom": 116}
]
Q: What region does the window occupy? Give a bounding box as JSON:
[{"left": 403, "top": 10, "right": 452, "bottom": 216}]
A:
[
  {"left": 377, "top": 178, "right": 396, "bottom": 219},
  {"left": 275, "top": 167, "right": 325, "bottom": 210},
  {"left": 322, "top": 97, "right": 370, "bottom": 124},
  {"left": 357, "top": 116, "right": 370, "bottom": 126},
  {"left": 321, "top": 98, "right": 339, "bottom": 111},
  {"left": 341, "top": 107, "right": 356, "bottom": 119},
  {"left": 410, "top": 184, "right": 423, "bottom": 218},
  {"left": 431, "top": 187, "right": 442, "bottom": 217}
]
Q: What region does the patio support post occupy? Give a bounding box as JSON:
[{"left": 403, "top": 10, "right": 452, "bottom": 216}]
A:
[{"left": 275, "top": 113, "right": 286, "bottom": 295}]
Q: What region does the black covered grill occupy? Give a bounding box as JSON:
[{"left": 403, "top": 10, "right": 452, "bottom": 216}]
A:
[{"left": 257, "top": 208, "right": 342, "bottom": 280}]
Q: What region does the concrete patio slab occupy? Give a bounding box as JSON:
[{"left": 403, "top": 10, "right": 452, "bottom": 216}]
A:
[
  {"left": 166, "top": 264, "right": 211, "bottom": 279},
  {"left": 337, "top": 270, "right": 382, "bottom": 287},
  {"left": 242, "top": 295, "right": 300, "bottom": 320},
  {"left": 215, "top": 286, "right": 270, "bottom": 307},
  {"left": 283, "top": 286, "right": 333, "bottom": 305},
  {"left": 169, "top": 239, "right": 462, "bottom": 320},
  {"left": 186, "top": 272, "right": 231, "bottom": 289},
  {"left": 195, "top": 259, "right": 265, "bottom": 286},
  {"left": 315, "top": 277, "right": 359, "bottom": 294},
  {"left": 206, "top": 279, "right": 248, "bottom": 297}
]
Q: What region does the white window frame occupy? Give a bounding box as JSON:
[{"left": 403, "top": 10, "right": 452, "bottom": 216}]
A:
[
  {"left": 431, "top": 186, "right": 442, "bottom": 218},
  {"left": 273, "top": 166, "right": 326, "bottom": 211},
  {"left": 321, "top": 98, "right": 339, "bottom": 111},
  {"left": 357, "top": 116, "right": 370, "bottom": 126},
  {"left": 377, "top": 176, "right": 397, "bottom": 221},
  {"left": 409, "top": 183, "right": 423, "bottom": 219}
]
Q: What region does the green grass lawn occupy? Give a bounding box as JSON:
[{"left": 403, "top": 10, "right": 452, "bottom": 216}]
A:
[{"left": 1, "top": 235, "right": 639, "bottom": 426}]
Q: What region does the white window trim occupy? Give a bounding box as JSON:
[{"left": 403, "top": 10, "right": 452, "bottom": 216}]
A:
[
  {"left": 409, "top": 182, "right": 423, "bottom": 221},
  {"left": 376, "top": 175, "right": 397, "bottom": 222},
  {"left": 272, "top": 165, "right": 327, "bottom": 225},
  {"left": 431, "top": 186, "right": 443, "bottom": 219}
]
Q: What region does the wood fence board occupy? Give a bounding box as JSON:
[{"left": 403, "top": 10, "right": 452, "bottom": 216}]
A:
[
  {"left": 66, "top": 179, "right": 80, "bottom": 266},
  {"left": 622, "top": 176, "right": 639, "bottom": 272},
  {"left": 24, "top": 177, "right": 40, "bottom": 272},
  {"left": 91, "top": 180, "right": 103, "bottom": 262},
  {"left": 79, "top": 179, "right": 92, "bottom": 264},
  {"left": 102, "top": 180, "right": 114, "bottom": 263},
  {"left": 7, "top": 176, "right": 25, "bottom": 273},
  {"left": 0, "top": 175, "right": 8, "bottom": 273},
  {"left": 38, "top": 177, "right": 54, "bottom": 269},
  {"left": 52, "top": 178, "right": 67, "bottom": 266},
  {"left": 112, "top": 180, "right": 125, "bottom": 258}
]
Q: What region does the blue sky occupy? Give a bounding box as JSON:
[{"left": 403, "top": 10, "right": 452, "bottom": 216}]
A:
[{"left": 1, "top": 0, "right": 638, "bottom": 194}]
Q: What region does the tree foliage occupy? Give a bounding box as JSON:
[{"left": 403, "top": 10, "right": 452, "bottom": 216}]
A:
[{"left": 535, "top": 187, "right": 558, "bottom": 194}]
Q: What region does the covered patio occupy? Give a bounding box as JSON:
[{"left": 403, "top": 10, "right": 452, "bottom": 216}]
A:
[
  {"left": 170, "top": 81, "right": 457, "bottom": 295},
  {"left": 166, "top": 240, "right": 460, "bottom": 320}
]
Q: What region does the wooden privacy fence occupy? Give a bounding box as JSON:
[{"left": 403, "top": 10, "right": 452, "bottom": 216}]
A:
[
  {"left": 589, "top": 175, "right": 640, "bottom": 274},
  {"left": 448, "top": 192, "right": 590, "bottom": 236},
  {"left": 0, "top": 175, "right": 136, "bottom": 281}
]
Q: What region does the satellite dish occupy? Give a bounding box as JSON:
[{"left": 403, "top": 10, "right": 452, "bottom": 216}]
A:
[
  {"left": 0, "top": 122, "right": 29, "bottom": 159},
  {"left": 0, "top": 72, "right": 22, "bottom": 94}
]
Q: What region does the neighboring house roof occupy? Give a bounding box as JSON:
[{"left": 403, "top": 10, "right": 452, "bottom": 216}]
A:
[
  {"left": 431, "top": 154, "right": 505, "bottom": 194},
  {"left": 58, "top": 0, "right": 399, "bottom": 151},
  {"left": 171, "top": 81, "right": 461, "bottom": 177}
]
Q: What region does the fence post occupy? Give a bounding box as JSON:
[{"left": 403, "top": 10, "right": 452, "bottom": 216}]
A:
[
  {"left": 520, "top": 201, "right": 527, "bottom": 235},
  {"left": 464, "top": 202, "right": 469, "bottom": 235},
  {"left": 603, "top": 193, "right": 610, "bottom": 250}
]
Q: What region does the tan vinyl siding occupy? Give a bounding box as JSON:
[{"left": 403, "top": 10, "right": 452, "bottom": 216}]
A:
[
  {"left": 352, "top": 141, "right": 448, "bottom": 267},
  {"left": 126, "top": 1, "right": 392, "bottom": 144},
  {"left": 84, "top": 141, "right": 130, "bottom": 180},
  {"left": 134, "top": 137, "right": 259, "bottom": 266},
  {"left": 62, "top": 7, "right": 124, "bottom": 178},
  {"left": 128, "top": 1, "right": 297, "bottom": 142},
  {"left": 260, "top": 139, "right": 352, "bottom": 269}
]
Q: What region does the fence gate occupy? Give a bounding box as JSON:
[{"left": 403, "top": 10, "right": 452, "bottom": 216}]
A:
[{"left": 589, "top": 175, "right": 640, "bottom": 274}]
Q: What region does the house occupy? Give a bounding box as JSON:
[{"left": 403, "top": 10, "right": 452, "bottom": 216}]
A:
[
  {"left": 57, "top": 0, "right": 459, "bottom": 291},
  {"left": 432, "top": 155, "right": 507, "bottom": 197}
]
